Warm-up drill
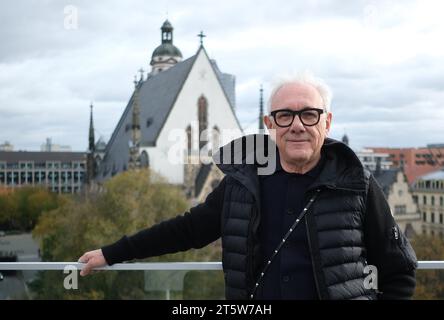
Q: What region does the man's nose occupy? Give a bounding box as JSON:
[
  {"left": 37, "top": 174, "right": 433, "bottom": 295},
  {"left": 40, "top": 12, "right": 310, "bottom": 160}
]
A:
[{"left": 289, "top": 115, "right": 305, "bottom": 132}]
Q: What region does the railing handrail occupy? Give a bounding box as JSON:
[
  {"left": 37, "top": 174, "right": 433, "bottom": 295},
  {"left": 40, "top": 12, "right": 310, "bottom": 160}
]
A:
[
  {"left": 0, "top": 262, "right": 222, "bottom": 271},
  {"left": 0, "top": 261, "right": 443, "bottom": 270}
]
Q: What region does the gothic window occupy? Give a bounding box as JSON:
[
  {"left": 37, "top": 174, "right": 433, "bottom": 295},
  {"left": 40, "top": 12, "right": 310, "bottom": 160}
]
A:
[
  {"left": 140, "top": 151, "right": 149, "bottom": 168},
  {"left": 186, "top": 125, "right": 192, "bottom": 155},
  {"left": 198, "top": 95, "right": 208, "bottom": 150},
  {"left": 212, "top": 126, "right": 220, "bottom": 152}
]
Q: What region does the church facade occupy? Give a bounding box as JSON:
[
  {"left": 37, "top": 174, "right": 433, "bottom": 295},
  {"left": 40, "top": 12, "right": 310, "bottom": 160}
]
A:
[{"left": 88, "top": 20, "right": 243, "bottom": 197}]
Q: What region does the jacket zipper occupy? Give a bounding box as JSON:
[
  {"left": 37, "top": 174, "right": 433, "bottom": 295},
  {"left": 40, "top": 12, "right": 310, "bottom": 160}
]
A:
[{"left": 305, "top": 208, "right": 322, "bottom": 300}]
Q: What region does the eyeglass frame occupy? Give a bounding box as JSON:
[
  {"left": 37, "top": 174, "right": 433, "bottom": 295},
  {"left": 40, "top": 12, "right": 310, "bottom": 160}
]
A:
[{"left": 269, "top": 107, "right": 326, "bottom": 127}]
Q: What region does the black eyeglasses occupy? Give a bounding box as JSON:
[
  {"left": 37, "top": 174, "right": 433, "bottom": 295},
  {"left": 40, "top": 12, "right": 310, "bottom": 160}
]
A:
[{"left": 270, "top": 107, "right": 325, "bottom": 127}]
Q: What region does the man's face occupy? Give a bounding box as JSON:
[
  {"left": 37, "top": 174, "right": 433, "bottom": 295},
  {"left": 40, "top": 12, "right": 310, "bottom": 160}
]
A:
[{"left": 264, "top": 83, "right": 332, "bottom": 170}]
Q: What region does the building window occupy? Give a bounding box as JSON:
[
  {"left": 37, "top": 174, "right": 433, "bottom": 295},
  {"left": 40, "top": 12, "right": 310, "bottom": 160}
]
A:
[
  {"left": 35, "top": 162, "right": 45, "bottom": 169},
  {"left": 395, "top": 205, "right": 407, "bottom": 215},
  {"left": 198, "top": 95, "right": 208, "bottom": 151},
  {"left": 140, "top": 151, "right": 149, "bottom": 168},
  {"left": 413, "top": 195, "right": 418, "bottom": 204},
  {"left": 440, "top": 196, "right": 443, "bottom": 207},
  {"left": 423, "top": 195, "right": 427, "bottom": 205},
  {"left": 432, "top": 196, "right": 435, "bottom": 206},
  {"left": 6, "top": 163, "right": 17, "bottom": 169},
  {"left": 62, "top": 162, "right": 71, "bottom": 169},
  {"left": 431, "top": 212, "right": 435, "bottom": 223},
  {"left": 440, "top": 213, "right": 443, "bottom": 224},
  {"left": 186, "top": 125, "right": 192, "bottom": 155},
  {"left": 423, "top": 212, "right": 427, "bottom": 222}
]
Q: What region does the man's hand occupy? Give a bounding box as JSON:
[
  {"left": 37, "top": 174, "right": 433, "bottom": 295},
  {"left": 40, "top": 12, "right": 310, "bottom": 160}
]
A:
[{"left": 78, "top": 249, "right": 107, "bottom": 276}]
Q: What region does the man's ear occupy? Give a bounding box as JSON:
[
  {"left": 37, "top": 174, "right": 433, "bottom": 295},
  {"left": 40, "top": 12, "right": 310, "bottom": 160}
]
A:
[
  {"left": 325, "top": 112, "right": 332, "bottom": 135},
  {"left": 264, "top": 115, "right": 273, "bottom": 130}
]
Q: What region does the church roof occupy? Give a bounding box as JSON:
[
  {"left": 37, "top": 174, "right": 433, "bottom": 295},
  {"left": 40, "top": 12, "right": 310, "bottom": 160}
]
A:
[
  {"left": 98, "top": 55, "right": 196, "bottom": 177},
  {"left": 97, "top": 47, "right": 239, "bottom": 181},
  {"left": 151, "top": 43, "right": 183, "bottom": 59},
  {"left": 210, "top": 59, "right": 236, "bottom": 109},
  {"left": 161, "top": 20, "right": 173, "bottom": 30}
]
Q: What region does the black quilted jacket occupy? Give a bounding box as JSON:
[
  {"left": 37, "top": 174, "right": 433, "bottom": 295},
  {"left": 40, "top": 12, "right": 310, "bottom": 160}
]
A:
[{"left": 102, "top": 135, "right": 417, "bottom": 300}]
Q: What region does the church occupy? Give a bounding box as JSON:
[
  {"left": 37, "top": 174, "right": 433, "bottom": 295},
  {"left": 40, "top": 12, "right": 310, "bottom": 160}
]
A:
[{"left": 87, "top": 20, "right": 244, "bottom": 201}]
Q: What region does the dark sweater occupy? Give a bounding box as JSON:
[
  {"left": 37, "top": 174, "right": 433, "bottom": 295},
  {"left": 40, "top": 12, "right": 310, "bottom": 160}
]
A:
[{"left": 256, "top": 153, "right": 325, "bottom": 299}]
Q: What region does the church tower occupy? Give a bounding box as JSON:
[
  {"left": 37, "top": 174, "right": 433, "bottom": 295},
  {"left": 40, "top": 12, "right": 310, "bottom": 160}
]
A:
[
  {"left": 128, "top": 76, "right": 142, "bottom": 170},
  {"left": 86, "top": 103, "right": 96, "bottom": 184},
  {"left": 258, "top": 85, "right": 264, "bottom": 133},
  {"left": 149, "top": 20, "right": 183, "bottom": 76}
]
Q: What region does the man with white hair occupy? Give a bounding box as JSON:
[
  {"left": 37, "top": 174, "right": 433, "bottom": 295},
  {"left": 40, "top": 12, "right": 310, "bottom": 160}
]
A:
[{"left": 79, "top": 73, "right": 417, "bottom": 300}]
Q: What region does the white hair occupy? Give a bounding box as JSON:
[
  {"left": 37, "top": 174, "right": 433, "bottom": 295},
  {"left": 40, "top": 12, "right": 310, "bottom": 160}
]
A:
[{"left": 267, "top": 71, "right": 333, "bottom": 114}]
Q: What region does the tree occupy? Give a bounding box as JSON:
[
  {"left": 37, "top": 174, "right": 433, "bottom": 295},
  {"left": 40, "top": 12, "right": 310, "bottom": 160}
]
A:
[
  {"left": 0, "top": 187, "right": 58, "bottom": 231},
  {"left": 0, "top": 191, "right": 17, "bottom": 229},
  {"left": 411, "top": 234, "right": 444, "bottom": 300},
  {"left": 31, "top": 169, "right": 224, "bottom": 299}
]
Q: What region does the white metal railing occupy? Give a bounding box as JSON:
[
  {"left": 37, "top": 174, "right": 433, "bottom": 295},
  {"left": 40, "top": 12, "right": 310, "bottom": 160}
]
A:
[
  {"left": 0, "top": 261, "right": 443, "bottom": 270},
  {"left": 0, "top": 262, "right": 222, "bottom": 271}
]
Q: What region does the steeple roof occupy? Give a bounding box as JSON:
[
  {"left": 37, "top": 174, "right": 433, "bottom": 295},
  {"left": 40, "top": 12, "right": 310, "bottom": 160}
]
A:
[{"left": 151, "top": 20, "right": 182, "bottom": 60}]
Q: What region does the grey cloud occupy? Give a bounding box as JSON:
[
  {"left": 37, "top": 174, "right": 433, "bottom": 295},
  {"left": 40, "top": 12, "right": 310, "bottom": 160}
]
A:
[{"left": 0, "top": 0, "right": 443, "bottom": 151}]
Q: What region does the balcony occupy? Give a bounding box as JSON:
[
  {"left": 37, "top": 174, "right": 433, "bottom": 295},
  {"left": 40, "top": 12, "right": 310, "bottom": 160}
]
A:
[{"left": 0, "top": 261, "right": 443, "bottom": 300}]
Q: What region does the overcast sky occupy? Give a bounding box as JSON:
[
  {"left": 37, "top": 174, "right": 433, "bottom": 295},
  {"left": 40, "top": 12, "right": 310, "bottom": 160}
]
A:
[{"left": 1, "top": 0, "right": 443, "bottom": 152}]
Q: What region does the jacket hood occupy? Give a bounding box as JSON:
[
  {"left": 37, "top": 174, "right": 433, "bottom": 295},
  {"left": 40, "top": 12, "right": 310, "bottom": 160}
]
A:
[{"left": 213, "top": 134, "right": 368, "bottom": 193}]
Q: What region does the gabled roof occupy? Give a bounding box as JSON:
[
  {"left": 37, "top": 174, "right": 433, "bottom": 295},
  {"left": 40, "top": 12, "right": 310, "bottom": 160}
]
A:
[
  {"left": 98, "top": 55, "right": 197, "bottom": 179},
  {"left": 210, "top": 59, "right": 236, "bottom": 109},
  {"left": 98, "top": 46, "right": 241, "bottom": 181}
]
